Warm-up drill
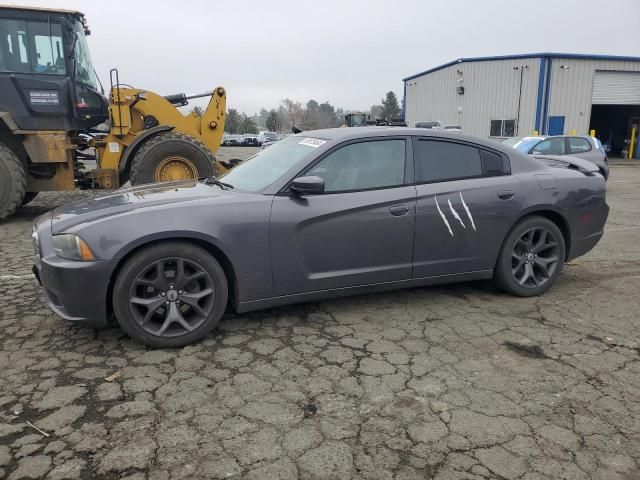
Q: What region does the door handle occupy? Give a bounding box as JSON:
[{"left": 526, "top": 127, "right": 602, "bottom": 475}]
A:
[
  {"left": 497, "top": 190, "right": 515, "bottom": 200},
  {"left": 389, "top": 205, "right": 410, "bottom": 216}
]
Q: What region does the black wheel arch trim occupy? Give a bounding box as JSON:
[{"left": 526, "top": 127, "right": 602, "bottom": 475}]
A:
[
  {"left": 118, "top": 125, "right": 175, "bottom": 176},
  {"left": 510, "top": 205, "right": 571, "bottom": 261},
  {"left": 105, "top": 233, "right": 240, "bottom": 319}
]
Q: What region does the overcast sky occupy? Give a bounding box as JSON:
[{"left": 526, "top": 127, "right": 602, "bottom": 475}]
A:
[{"left": 13, "top": 0, "right": 640, "bottom": 114}]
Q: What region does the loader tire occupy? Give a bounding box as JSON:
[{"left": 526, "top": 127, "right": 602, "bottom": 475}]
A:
[
  {"left": 129, "top": 132, "right": 218, "bottom": 185},
  {"left": 0, "top": 143, "right": 26, "bottom": 221}
]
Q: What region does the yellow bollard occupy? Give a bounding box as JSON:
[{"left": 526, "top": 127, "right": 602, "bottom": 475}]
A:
[
  {"left": 629, "top": 127, "right": 637, "bottom": 160},
  {"left": 590, "top": 129, "right": 596, "bottom": 137},
  {"left": 570, "top": 129, "right": 576, "bottom": 135}
]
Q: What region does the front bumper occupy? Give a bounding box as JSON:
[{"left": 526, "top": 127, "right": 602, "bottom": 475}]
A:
[{"left": 32, "top": 222, "right": 112, "bottom": 329}]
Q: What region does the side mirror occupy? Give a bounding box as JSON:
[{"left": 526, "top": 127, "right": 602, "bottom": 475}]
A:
[{"left": 290, "top": 176, "right": 324, "bottom": 195}]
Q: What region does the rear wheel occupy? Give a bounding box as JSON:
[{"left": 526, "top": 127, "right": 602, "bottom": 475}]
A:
[
  {"left": 113, "top": 242, "right": 228, "bottom": 347},
  {"left": 129, "top": 132, "right": 218, "bottom": 185},
  {"left": 495, "top": 216, "right": 565, "bottom": 297},
  {"left": 0, "top": 143, "right": 26, "bottom": 221}
]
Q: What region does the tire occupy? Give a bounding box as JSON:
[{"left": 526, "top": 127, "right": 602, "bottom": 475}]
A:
[
  {"left": 495, "top": 216, "right": 566, "bottom": 297},
  {"left": 129, "top": 132, "right": 218, "bottom": 185},
  {"left": 21, "top": 192, "right": 38, "bottom": 207},
  {"left": 113, "top": 241, "right": 228, "bottom": 347},
  {"left": 0, "top": 143, "right": 26, "bottom": 221}
]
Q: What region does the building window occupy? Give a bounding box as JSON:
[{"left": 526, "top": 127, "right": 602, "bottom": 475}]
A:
[{"left": 490, "top": 119, "right": 516, "bottom": 137}]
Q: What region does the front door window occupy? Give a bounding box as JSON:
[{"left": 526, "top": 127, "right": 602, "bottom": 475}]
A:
[{"left": 306, "top": 139, "right": 406, "bottom": 192}]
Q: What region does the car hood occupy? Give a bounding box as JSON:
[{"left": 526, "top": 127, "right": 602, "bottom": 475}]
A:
[{"left": 50, "top": 180, "right": 231, "bottom": 234}]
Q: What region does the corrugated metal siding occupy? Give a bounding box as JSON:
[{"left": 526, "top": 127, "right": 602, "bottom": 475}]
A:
[
  {"left": 546, "top": 59, "right": 640, "bottom": 134},
  {"left": 405, "top": 58, "right": 541, "bottom": 137},
  {"left": 405, "top": 56, "right": 640, "bottom": 138},
  {"left": 592, "top": 71, "right": 640, "bottom": 104}
]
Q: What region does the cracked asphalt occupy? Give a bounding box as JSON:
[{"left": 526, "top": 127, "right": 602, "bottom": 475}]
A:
[{"left": 1, "top": 158, "right": 639, "bottom": 480}]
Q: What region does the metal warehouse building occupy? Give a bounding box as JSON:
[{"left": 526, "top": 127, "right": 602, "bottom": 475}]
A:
[{"left": 403, "top": 53, "right": 640, "bottom": 157}]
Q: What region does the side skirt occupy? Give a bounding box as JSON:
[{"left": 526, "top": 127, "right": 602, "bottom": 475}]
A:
[{"left": 236, "top": 270, "right": 494, "bottom": 313}]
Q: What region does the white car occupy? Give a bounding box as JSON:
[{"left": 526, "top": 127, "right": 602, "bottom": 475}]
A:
[
  {"left": 415, "top": 120, "right": 443, "bottom": 129},
  {"left": 258, "top": 131, "right": 279, "bottom": 145}
]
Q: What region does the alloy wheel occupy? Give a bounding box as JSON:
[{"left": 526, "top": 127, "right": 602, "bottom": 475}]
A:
[
  {"left": 511, "top": 227, "right": 560, "bottom": 288},
  {"left": 128, "top": 257, "right": 215, "bottom": 337}
]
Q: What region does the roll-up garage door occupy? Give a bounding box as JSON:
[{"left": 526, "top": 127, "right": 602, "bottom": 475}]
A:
[{"left": 592, "top": 71, "right": 640, "bottom": 105}]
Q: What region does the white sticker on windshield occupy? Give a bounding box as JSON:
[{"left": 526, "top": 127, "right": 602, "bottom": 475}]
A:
[{"left": 298, "top": 138, "right": 326, "bottom": 148}]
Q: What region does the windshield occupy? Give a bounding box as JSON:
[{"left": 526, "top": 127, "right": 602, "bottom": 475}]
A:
[
  {"left": 0, "top": 18, "right": 65, "bottom": 75},
  {"left": 72, "top": 22, "right": 98, "bottom": 89},
  {"left": 502, "top": 136, "right": 543, "bottom": 152},
  {"left": 265, "top": 132, "right": 278, "bottom": 140},
  {"left": 220, "top": 136, "right": 326, "bottom": 192}
]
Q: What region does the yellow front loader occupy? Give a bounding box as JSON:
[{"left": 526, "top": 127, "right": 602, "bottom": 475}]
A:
[
  {"left": 0, "top": 6, "right": 227, "bottom": 219},
  {"left": 90, "top": 69, "right": 227, "bottom": 189}
]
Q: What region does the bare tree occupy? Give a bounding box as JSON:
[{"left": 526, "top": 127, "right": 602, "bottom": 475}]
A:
[{"left": 280, "top": 99, "right": 305, "bottom": 131}]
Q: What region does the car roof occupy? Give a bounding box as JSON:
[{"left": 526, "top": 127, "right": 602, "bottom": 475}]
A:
[
  {"left": 297, "top": 127, "right": 513, "bottom": 151},
  {"left": 546, "top": 134, "right": 592, "bottom": 139}
]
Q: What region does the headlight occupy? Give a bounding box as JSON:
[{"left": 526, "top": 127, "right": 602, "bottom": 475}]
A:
[{"left": 52, "top": 234, "right": 95, "bottom": 261}]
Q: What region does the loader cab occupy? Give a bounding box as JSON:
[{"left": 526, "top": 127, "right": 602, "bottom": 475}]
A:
[
  {"left": 345, "top": 112, "right": 372, "bottom": 127},
  {"left": 0, "top": 6, "right": 108, "bottom": 132}
]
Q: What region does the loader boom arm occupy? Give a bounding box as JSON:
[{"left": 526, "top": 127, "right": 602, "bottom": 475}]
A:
[{"left": 98, "top": 86, "right": 226, "bottom": 174}]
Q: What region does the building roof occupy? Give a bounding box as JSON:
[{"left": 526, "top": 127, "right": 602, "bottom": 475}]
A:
[{"left": 403, "top": 52, "right": 640, "bottom": 82}]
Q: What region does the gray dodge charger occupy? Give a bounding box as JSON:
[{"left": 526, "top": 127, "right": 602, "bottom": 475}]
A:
[{"left": 33, "top": 128, "right": 608, "bottom": 347}]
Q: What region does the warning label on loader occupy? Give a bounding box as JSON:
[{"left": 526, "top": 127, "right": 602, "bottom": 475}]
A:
[{"left": 29, "top": 91, "right": 60, "bottom": 106}]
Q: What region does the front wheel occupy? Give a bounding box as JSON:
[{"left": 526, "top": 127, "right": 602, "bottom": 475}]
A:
[
  {"left": 113, "top": 242, "right": 228, "bottom": 347},
  {"left": 129, "top": 132, "right": 217, "bottom": 185},
  {"left": 495, "top": 216, "right": 566, "bottom": 297}
]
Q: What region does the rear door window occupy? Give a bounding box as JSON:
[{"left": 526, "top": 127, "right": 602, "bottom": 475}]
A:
[{"left": 413, "top": 140, "right": 483, "bottom": 183}]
